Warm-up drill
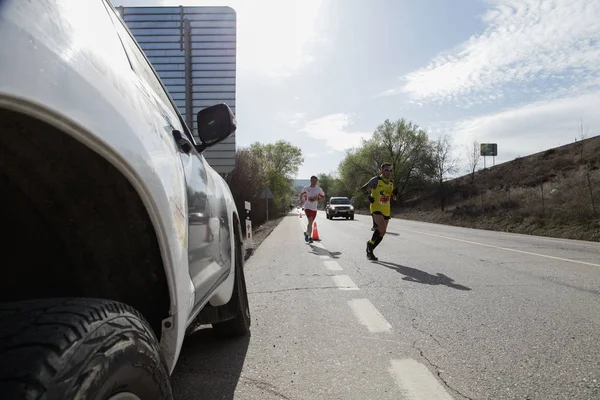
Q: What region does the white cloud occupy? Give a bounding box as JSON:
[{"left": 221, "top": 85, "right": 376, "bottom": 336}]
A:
[
  {"left": 385, "top": 0, "right": 600, "bottom": 104},
  {"left": 446, "top": 90, "right": 600, "bottom": 165},
  {"left": 161, "top": 0, "right": 327, "bottom": 78},
  {"left": 293, "top": 113, "right": 372, "bottom": 151},
  {"left": 288, "top": 112, "right": 308, "bottom": 128}
]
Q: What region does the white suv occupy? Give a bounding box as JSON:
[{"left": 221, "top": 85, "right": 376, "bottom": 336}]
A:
[{"left": 0, "top": 1, "right": 250, "bottom": 398}]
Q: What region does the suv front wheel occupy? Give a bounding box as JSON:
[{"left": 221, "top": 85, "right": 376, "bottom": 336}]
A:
[{"left": 0, "top": 298, "right": 173, "bottom": 400}]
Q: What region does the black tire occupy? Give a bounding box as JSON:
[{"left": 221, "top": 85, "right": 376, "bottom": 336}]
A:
[
  {"left": 0, "top": 298, "right": 173, "bottom": 400},
  {"left": 350, "top": 215, "right": 354, "bottom": 220},
  {"left": 212, "top": 238, "right": 251, "bottom": 338}
]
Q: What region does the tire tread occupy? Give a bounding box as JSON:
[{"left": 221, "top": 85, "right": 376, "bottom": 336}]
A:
[{"left": 0, "top": 298, "right": 172, "bottom": 399}]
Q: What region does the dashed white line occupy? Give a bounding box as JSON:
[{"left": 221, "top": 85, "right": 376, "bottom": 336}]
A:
[
  {"left": 296, "top": 215, "right": 452, "bottom": 399},
  {"left": 388, "top": 359, "right": 454, "bottom": 400},
  {"left": 323, "top": 260, "right": 343, "bottom": 271},
  {"left": 348, "top": 298, "right": 392, "bottom": 333},
  {"left": 331, "top": 275, "right": 359, "bottom": 290}
]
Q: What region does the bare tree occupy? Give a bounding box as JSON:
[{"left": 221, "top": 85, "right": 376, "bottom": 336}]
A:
[
  {"left": 431, "top": 134, "right": 459, "bottom": 211},
  {"left": 466, "top": 140, "right": 481, "bottom": 182}
]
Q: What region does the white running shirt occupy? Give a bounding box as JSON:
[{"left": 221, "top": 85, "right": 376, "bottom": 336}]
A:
[{"left": 301, "top": 185, "right": 325, "bottom": 211}]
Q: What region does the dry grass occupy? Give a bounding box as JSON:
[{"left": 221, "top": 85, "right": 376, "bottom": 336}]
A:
[
  {"left": 399, "top": 211, "right": 600, "bottom": 241},
  {"left": 398, "top": 135, "right": 600, "bottom": 242},
  {"left": 453, "top": 167, "right": 599, "bottom": 221}
]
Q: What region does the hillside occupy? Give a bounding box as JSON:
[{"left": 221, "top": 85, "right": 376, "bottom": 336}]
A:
[{"left": 396, "top": 135, "right": 600, "bottom": 241}]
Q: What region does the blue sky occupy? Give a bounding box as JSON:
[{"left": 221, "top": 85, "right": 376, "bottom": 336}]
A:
[{"left": 114, "top": 0, "right": 600, "bottom": 179}]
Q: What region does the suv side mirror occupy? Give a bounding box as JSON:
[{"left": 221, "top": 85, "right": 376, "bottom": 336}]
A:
[{"left": 195, "top": 103, "right": 237, "bottom": 152}]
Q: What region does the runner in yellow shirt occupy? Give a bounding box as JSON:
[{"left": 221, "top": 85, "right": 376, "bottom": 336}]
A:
[{"left": 361, "top": 162, "right": 398, "bottom": 260}]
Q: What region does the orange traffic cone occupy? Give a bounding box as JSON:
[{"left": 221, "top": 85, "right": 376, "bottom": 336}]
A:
[{"left": 311, "top": 220, "right": 320, "bottom": 240}]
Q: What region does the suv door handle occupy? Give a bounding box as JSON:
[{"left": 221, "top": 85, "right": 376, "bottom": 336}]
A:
[{"left": 172, "top": 130, "right": 193, "bottom": 154}]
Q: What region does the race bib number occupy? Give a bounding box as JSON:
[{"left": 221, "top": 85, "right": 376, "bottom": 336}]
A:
[{"left": 379, "top": 196, "right": 390, "bottom": 205}]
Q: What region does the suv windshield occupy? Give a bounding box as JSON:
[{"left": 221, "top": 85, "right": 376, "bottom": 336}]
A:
[{"left": 330, "top": 198, "right": 351, "bottom": 205}]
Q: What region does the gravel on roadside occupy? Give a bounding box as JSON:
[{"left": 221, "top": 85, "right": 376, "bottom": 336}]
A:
[{"left": 243, "top": 214, "right": 286, "bottom": 260}]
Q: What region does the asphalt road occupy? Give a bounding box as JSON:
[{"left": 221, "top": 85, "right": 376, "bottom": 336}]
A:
[{"left": 171, "top": 210, "right": 600, "bottom": 400}]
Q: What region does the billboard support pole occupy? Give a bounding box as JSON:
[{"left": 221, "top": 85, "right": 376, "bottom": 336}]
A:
[{"left": 480, "top": 143, "right": 498, "bottom": 169}]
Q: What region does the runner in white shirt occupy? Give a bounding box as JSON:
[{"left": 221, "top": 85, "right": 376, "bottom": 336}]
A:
[{"left": 299, "top": 175, "right": 325, "bottom": 243}]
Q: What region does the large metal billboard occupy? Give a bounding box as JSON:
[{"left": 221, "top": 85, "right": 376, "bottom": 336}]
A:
[
  {"left": 480, "top": 143, "right": 498, "bottom": 157},
  {"left": 117, "top": 6, "right": 236, "bottom": 174}
]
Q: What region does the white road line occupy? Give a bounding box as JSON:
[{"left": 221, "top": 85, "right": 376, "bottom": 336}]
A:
[
  {"left": 331, "top": 275, "right": 359, "bottom": 290},
  {"left": 348, "top": 298, "right": 392, "bottom": 333},
  {"left": 323, "top": 260, "right": 343, "bottom": 271},
  {"left": 389, "top": 359, "right": 454, "bottom": 400},
  {"left": 404, "top": 219, "right": 598, "bottom": 247},
  {"left": 401, "top": 228, "right": 600, "bottom": 268}
]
